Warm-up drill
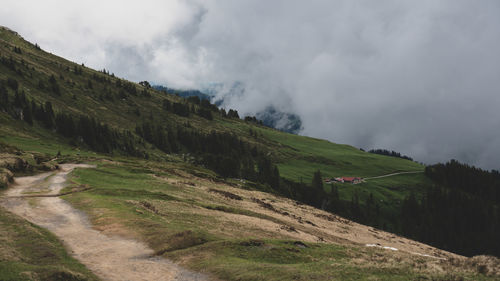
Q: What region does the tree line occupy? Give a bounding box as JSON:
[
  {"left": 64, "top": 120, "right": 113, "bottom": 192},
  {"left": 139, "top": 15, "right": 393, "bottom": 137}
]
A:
[
  {"left": 135, "top": 119, "right": 280, "bottom": 187},
  {"left": 425, "top": 160, "right": 500, "bottom": 203},
  {"left": 368, "top": 148, "right": 413, "bottom": 161},
  {"left": 398, "top": 161, "right": 500, "bottom": 257},
  {"left": 1, "top": 78, "right": 143, "bottom": 156},
  {"left": 2, "top": 75, "right": 281, "bottom": 189},
  {"left": 272, "top": 163, "right": 500, "bottom": 258}
]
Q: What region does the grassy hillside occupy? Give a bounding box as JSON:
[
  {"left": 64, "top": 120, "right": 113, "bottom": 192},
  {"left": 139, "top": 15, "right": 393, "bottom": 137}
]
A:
[
  {"left": 0, "top": 25, "right": 427, "bottom": 209},
  {"left": 0, "top": 26, "right": 423, "bottom": 172},
  {"left": 258, "top": 126, "right": 422, "bottom": 180},
  {"left": 0, "top": 22, "right": 431, "bottom": 241},
  {"left": 3, "top": 26, "right": 498, "bottom": 280}
]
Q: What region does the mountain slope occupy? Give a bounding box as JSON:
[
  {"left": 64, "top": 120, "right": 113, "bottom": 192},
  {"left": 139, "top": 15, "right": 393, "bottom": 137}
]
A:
[
  {"left": 1, "top": 26, "right": 499, "bottom": 280},
  {"left": 0, "top": 25, "right": 425, "bottom": 228},
  {"left": 0, "top": 26, "right": 421, "bottom": 174}
]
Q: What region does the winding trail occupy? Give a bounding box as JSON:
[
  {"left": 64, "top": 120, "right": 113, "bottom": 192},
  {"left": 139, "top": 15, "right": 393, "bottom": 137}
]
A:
[
  {"left": 364, "top": 171, "right": 423, "bottom": 180},
  {"left": 0, "top": 164, "right": 207, "bottom": 281}
]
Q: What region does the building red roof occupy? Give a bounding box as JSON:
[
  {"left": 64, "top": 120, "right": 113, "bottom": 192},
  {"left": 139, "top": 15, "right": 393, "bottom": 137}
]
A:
[{"left": 342, "top": 177, "right": 361, "bottom": 182}]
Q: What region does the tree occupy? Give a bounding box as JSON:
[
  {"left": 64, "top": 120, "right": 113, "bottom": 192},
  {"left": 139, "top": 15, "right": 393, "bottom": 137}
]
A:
[
  {"left": 172, "top": 102, "right": 190, "bottom": 117},
  {"left": 312, "top": 170, "right": 323, "bottom": 191},
  {"left": 23, "top": 105, "right": 33, "bottom": 125},
  {"left": 311, "top": 170, "right": 326, "bottom": 208},
  {"left": 197, "top": 108, "right": 213, "bottom": 120},
  {"left": 326, "top": 184, "right": 340, "bottom": 212},
  {"left": 220, "top": 108, "right": 227, "bottom": 118},
  {"left": 187, "top": 96, "right": 201, "bottom": 105},
  {"left": 228, "top": 109, "right": 240, "bottom": 119},
  {"left": 162, "top": 99, "right": 172, "bottom": 111},
  {"left": 48, "top": 75, "right": 61, "bottom": 95},
  {"left": 13, "top": 90, "right": 27, "bottom": 108},
  {"left": 6, "top": 78, "right": 18, "bottom": 91},
  {"left": 350, "top": 191, "right": 363, "bottom": 221},
  {"left": 42, "top": 101, "right": 54, "bottom": 128},
  {"left": 0, "top": 84, "right": 8, "bottom": 110},
  {"left": 139, "top": 81, "right": 151, "bottom": 88}
]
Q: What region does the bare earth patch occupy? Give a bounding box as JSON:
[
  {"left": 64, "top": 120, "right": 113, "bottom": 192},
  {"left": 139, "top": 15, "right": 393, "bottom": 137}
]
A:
[{"left": 0, "top": 164, "right": 208, "bottom": 281}]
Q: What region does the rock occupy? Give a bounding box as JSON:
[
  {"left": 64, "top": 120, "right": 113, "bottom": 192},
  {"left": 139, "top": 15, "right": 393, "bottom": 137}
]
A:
[
  {"left": 39, "top": 162, "right": 59, "bottom": 171},
  {"left": 0, "top": 168, "right": 14, "bottom": 188},
  {"left": 0, "top": 154, "right": 29, "bottom": 172}
]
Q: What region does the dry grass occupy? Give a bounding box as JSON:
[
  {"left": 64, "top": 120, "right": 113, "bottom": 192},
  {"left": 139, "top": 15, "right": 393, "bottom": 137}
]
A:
[
  {"left": 61, "top": 162, "right": 498, "bottom": 280},
  {"left": 146, "top": 169, "right": 485, "bottom": 276}
]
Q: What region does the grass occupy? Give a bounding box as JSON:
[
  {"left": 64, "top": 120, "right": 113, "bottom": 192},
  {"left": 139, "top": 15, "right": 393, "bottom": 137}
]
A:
[
  {"left": 0, "top": 115, "right": 96, "bottom": 158},
  {"left": 333, "top": 173, "right": 431, "bottom": 208},
  {"left": 64, "top": 162, "right": 221, "bottom": 251},
  {"left": 167, "top": 239, "right": 354, "bottom": 281},
  {"left": 166, "top": 239, "right": 463, "bottom": 281},
  {"left": 353, "top": 173, "right": 430, "bottom": 200},
  {"left": 321, "top": 173, "right": 432, "bottom": 230},
  {"left": 0, "top": 207, "right": 98, "bottom": 281},
  {"left": 255, "top": 126, "right": 423, "bottom": 180},
  {"left": 61, "top": 161, "right": 494, "bottom": 281},
  {"left": 1, "top": 26, "right": 495, "bottom": 280},
  {"left": 218, "top": 121, "right": 432, "bottom": 222}
]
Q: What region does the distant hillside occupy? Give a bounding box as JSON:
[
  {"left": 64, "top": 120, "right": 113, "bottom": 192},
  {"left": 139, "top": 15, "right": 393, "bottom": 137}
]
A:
[
  {"left": 255, "top": 105, "right": 302, "bottom": 134},
  {"left": 153, "top": 84, "right": 211, "bottom": 100},
  {"left": 154, "top": 84, "right": 303, "bottom": 134}
]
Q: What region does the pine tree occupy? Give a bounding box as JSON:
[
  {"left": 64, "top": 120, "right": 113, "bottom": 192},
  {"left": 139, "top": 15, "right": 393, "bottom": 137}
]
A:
[
  {"left": 0, "top": 84, "right": 8, "bottom": 110},
  {"left": 311, "top": 170, "right": 326, "bottom": 207},
  {"left": 350, "top": 191, "right": 362, "bottom": 221},
  {"left": 22, "top": 104, "right": 33, "bottom": 125},
  {"left": 7, "top": 78, "right": 18, "bottom": 91},
  {"left": 220, "top": 108, "right": 227, "bottom": 117},
  {"left": 42, "top": 101, "right": 54, "bottom": 128},
  {"left": 48, "top": 75, "right": 61, "bottom": 95}
]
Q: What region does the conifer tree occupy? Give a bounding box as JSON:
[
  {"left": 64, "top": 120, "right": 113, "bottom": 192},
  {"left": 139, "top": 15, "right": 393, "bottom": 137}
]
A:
[
  {"left": 22, "top": 104, "right": 33, "bottom": 125},
  {"left": 0, "top": 84, "right": 8, "bottom": 110},
  {"left": 42, "top": 101, "right": 54, "bottom": 128}
]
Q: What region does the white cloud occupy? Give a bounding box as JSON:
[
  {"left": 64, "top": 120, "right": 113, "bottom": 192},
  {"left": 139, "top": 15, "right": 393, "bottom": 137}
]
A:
[{"left": 2, "top": 0, "right": 500, "bottom": 169}]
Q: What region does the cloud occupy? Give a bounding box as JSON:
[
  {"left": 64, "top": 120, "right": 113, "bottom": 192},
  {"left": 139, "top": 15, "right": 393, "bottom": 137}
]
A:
[
  {"left": 2, "top": 0, "right": 500, "bottom": 169},
  {"left": 0, "top": 0, "right": 206, "bottom": 86}
]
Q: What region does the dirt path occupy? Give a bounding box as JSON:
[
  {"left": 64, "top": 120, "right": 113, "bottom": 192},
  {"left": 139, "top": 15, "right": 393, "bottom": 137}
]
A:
[
  {"left": 364, "top": 171, "right": 423, "bottom": 180},
  {"left": 0, "top": 164, "right": 208, "bottom": 281}
]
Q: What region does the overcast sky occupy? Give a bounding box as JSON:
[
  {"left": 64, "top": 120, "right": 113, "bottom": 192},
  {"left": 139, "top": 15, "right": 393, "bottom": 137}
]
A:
[{"left": 2, "top": 1, "right": 500, "bottom": 169}]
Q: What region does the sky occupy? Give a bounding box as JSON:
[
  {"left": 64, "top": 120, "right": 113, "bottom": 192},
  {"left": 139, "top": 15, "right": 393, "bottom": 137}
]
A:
[{"left": 2, "top": 0, "right": 500, "bottom": 169}]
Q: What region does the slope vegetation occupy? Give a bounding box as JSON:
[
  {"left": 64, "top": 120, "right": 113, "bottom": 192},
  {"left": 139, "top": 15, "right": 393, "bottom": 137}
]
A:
[
  {"left": 1, "top": 26, "right": 499, "bottom": 280},
  {"left": 0, "top": 25, "right": 424, "bottom": 228}
]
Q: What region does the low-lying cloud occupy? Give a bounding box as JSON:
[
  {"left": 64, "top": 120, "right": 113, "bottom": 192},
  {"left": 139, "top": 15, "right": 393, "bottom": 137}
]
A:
[{"left": 2, "top": 0, "right": 500, "bottom": 169}]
